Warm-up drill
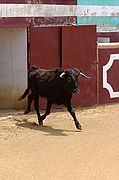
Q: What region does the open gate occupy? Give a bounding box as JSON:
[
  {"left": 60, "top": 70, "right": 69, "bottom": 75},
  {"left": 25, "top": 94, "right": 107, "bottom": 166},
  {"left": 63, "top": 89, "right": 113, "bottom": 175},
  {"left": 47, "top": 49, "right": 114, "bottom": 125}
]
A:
[
  {"left": 30, "top": 25, "right": 97, "bottom": 108},
  {"left": 62, "top": 25, "right": 97, "bottom": 106}
]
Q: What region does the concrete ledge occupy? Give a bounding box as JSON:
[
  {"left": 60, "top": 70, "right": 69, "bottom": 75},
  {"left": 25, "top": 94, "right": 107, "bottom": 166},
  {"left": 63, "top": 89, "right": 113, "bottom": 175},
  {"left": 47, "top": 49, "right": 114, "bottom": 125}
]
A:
[{"left": 98, "top": 42, "right": 119, "bottom": 49}]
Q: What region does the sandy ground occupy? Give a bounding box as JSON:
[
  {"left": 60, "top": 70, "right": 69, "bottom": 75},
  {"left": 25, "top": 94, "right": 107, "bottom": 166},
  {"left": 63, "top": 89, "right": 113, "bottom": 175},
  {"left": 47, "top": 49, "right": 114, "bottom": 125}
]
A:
[{"left": 0, "top": 103, "right": 119, "bottom": 180}]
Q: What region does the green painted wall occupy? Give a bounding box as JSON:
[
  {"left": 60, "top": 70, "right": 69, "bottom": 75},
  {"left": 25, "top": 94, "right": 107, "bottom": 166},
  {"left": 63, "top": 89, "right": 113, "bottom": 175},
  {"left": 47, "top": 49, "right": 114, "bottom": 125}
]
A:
[
  {"left": 77, "top": 0, "right": 119, "bottom": 31},
  {"left": 77, "top": 0, "right": 119, "bottom": 6}
]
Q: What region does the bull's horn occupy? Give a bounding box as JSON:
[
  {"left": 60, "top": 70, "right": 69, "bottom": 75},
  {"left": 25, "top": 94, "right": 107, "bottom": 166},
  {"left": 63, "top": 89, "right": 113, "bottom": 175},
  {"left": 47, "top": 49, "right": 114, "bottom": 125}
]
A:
[
  {"left": 60, "top": 72, "right": 65, "bottom": 78},
  {"left": 80, "top": 71, "right": 90, "bottom": 79}
]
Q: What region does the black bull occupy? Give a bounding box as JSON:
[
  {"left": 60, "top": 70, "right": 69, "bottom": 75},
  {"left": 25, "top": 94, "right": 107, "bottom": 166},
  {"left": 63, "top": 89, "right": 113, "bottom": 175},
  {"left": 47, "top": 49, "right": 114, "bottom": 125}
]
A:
[{"left": 19, "top": 66, "right": 90, "bottom": 130}]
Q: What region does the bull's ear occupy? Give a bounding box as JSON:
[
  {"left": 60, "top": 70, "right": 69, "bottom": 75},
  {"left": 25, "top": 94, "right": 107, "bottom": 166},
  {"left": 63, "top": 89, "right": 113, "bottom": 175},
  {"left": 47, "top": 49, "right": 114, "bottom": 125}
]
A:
[
  {"left": 60, "top": 72, "right": 66, "bottom": 78},
  {"left": 55, "top": 68, "right": 64, "bottom": 74}
]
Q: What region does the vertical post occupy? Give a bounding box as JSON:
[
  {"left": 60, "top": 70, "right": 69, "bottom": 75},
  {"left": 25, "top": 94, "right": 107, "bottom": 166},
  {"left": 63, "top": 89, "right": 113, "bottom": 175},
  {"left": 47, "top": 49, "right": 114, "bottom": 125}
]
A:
[{"left": 60, "top": 27, "right": 62, "bottom": 68}]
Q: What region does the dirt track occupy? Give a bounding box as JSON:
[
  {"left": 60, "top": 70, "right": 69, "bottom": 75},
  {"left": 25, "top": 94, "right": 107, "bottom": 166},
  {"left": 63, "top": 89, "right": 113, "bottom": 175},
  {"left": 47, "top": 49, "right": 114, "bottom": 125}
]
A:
[{"left": 0, "top": 104, "right": 119, "bottom": 180}]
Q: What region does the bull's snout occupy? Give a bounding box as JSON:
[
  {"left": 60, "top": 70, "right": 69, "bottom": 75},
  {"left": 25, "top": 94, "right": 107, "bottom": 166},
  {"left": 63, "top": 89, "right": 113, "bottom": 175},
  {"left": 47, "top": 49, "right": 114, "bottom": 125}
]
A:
[{"left": 73, "top": 88, "right": 80, "bottom": 93}]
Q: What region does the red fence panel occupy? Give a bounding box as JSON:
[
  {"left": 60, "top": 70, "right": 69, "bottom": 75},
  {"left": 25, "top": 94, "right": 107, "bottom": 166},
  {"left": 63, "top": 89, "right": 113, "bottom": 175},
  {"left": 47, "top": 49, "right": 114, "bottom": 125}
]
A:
[
  {"left": 98, "top": 43, "right": 119, "bottom": 104},
  {"left": 30, "top": 25, "right": 97, "bottom": 109},
  {"left": 62, "top": 25, "right": 97, "bottom": 106},
  {"left": 30, "top": 27, "right": 61, "bottom": 68},
  {"left": 0, "top": 0, "right": 76, "bottom": 4},
  {"left": 30, "top": 27, "right": 61, "bottom": 109}
]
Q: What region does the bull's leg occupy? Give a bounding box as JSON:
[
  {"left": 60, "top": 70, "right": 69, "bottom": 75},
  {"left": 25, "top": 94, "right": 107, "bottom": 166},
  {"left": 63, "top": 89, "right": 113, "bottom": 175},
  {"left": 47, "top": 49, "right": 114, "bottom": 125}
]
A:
[
  {"left": 40, "top": 101, "right": 52, "bottom": 121},
  {"left": 24, "top": 93, "right": 33, "bottom": 114},
  {"left": 65, "top": 101, "right": 82, "bottom": 130},
  {"left": 34, "top": 95, "right": 42, "bottom": 125}
]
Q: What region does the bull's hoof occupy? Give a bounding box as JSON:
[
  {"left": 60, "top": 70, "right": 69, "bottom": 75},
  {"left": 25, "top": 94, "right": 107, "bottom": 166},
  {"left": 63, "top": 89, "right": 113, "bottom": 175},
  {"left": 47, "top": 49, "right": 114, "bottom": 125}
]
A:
[
  {"left": 38, "top": 119, "right": 43, "bottom": 126},
  {"left": 76, "top": 123, "right": 82, "bottom": 130},
  {"left": 24, "top": 109, "right": 31, "bottom": 114},
  {"left": 39, "top": 122, "right": 43, "bottom": 126},
  {"left": 33, "top": 122, "right": 43, "bottom": 126},
  {"left": 40, "top": 115, "right": 46, "bottom": 121}
]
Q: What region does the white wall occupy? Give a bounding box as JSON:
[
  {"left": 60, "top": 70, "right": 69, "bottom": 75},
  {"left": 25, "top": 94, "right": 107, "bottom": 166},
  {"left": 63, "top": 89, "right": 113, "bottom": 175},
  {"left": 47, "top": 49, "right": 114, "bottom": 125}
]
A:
[{"left": 0, "top": 28, "right": 27, "bottom": 108}]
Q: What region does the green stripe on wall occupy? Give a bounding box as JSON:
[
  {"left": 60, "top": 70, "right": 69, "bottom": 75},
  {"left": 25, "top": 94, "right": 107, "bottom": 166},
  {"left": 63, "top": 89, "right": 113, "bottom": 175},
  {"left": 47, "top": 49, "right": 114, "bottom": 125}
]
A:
[
  {"left": 77, "top": 0, "right": 119, "bottom": 6},
  {"left": 77, "top": 16, "right": 119, "bottom": 27}
]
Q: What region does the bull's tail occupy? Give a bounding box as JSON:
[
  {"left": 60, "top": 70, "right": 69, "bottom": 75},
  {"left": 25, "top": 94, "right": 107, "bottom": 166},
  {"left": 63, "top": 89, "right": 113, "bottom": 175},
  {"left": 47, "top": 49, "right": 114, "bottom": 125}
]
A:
[{"left": 18, "top": 87, "right": 29, "bottom": 101}]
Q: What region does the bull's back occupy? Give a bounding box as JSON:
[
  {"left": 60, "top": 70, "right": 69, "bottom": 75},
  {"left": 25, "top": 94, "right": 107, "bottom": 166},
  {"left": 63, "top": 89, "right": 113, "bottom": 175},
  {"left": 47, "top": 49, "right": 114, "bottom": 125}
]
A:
[{"left": 28, "top": 68, "right": 73, "bottom": 104}]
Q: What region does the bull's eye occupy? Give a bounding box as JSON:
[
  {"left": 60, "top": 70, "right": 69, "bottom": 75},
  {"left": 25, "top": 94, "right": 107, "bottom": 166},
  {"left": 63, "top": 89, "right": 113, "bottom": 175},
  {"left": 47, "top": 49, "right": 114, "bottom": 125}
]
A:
[{"left": 68, "top": 77, "right": 71, "bottom": 82}]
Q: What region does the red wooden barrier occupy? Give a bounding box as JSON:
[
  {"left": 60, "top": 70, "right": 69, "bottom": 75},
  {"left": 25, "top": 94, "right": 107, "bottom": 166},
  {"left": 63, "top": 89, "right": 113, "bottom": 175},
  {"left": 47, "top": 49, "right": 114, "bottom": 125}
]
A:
[
  {"left": 98, "top": 43, "right": 119, "bottom": 104},
  {"left": 62, "top": 25, "right": 97, "bottom": 106},
  {"left": 30, "top": 27, "right": 61, "bottom": 68},
  {"left": 30, "top": 25, "right": 97, "bottom": 109},
  {"left": 30, "top": 27, "right": 61, "bottom": 109}
]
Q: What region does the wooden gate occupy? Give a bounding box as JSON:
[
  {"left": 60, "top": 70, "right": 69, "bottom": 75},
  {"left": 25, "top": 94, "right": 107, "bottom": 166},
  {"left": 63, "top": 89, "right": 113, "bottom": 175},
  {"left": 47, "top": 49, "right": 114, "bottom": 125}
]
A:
[
  {"left": 30, "top": 27, "right": 61, "bottom": 108},
  {"left": 62, "top": 25, "right": 97, "bottom": 106},
  {"left": 30, "top": 25, "right": 97, "bottom": 108},
  {"left": 30, "top": 27, "right": 61, "bottom": 68}
]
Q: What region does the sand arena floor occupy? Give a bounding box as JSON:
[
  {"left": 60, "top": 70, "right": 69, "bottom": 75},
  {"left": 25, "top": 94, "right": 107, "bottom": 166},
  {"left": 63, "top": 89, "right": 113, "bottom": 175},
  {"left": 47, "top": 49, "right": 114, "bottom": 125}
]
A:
[{"left": 0, "top": 103, "right": 119, "bottom": 180}]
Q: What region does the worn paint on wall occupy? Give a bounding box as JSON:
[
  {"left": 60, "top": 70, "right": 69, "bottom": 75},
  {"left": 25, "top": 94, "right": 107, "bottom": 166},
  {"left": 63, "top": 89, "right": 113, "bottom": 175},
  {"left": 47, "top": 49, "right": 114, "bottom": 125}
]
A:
[
  {"left": 0, "top": 2, "right": 119, "bottom": 30},
  {"left": 0, "top": 3, "right": 119, "bottom": 30},
  {"left": 77, "top": 0, "right": 119, "bottom": 32},
  {"left": 0, "top": 4, "right": 77, "bottom": 17},
  {"left": 0, "top": 4, "right": 119, "bottom": 17},
  {"left": 0, "top": 28, "right": 27, "bottom": 108},
  {"left": 0, "top": 0, "right": 76, "bottom": 4},
  {"left": 0, "top": 3, "right": 76, "bottom": 26}
]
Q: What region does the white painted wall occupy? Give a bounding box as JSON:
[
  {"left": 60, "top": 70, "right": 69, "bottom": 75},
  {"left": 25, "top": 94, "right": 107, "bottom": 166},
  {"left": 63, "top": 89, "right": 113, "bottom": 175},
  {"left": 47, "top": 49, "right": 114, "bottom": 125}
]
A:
[
  {"left": 0, "top": 4, "right": 118, "bottom": 18},
  {"left": 0, "top": 28, "right": 27, "bottom": 108}
]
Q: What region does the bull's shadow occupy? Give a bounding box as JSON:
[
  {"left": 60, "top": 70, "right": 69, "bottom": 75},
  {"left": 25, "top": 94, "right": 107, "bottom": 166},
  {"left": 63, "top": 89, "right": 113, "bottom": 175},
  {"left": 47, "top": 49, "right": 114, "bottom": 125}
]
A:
[{"left": 15, "top": 119, "right": 80, "bottom": 137}]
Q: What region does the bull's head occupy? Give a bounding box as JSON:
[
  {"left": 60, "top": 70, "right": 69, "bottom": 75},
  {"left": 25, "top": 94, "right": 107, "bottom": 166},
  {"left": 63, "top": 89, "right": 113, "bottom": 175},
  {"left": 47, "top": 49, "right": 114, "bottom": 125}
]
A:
[
  {"left": 60, "top": 69, "right": 80, "bottom": 93},
  {"left": 60, "top": 68, "right": 90, "bottom": 93}
]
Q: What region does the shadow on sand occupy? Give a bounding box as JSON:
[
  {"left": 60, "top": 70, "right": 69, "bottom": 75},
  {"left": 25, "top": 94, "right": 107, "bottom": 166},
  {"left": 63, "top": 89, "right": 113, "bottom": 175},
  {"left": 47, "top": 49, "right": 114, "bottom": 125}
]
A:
[{"left": 15, "top": 119, "right": 81, "bottom": 137}]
